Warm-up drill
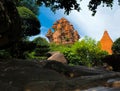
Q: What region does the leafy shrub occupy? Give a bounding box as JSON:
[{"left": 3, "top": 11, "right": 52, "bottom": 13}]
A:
[
  {"left": 50, "top": 43, "right": 72, "bottom": 53},
  {"left": 70, "top": 37, "right": 108, "bottom": 67},
  {"left": 50, "top": 36, "right": 108, "bottom": 67},
  {"left": 33, "top": 37, "right": 50, "bottom": 56},
  {"left": 25, "top": 37, "right": 50, "bottom": 60},
  {"left": 62, "top": 48, "right": 82, "bottom": 66}
]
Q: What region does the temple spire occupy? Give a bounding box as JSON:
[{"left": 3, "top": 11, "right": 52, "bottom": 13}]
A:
[{"left": 100, "top": 30, "right": 113, "bottom": 54}]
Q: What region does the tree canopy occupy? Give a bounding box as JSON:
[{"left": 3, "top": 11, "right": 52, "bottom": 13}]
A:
[
  {"left": 35, "top": 0, "right": 120, "bottom": 15},
  {"left": 14, "top": 0, "right": 120, "bottom": 15},
  {"left": 17, "top": 6, "right": 40, "bottom": 37},
  {"left": 14, "top": 0, "right": 39, "bottom": 15}
]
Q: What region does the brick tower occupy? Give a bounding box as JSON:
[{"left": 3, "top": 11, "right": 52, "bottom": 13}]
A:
[{"left": 100, "top": 30, "right": 113, "bottom": 54}]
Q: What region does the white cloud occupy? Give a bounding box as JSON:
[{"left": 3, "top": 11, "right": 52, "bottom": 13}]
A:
[
  {"left": 63, "top": 0, "right": 120, "bottom": 41},
  {"left": 38, "top": 0, "right": 120, "bottom": 42}
]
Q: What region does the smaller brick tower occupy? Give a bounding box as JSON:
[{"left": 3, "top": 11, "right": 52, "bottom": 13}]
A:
[{"left": 100, "top": 30, "right": 113, "bottom": 54}]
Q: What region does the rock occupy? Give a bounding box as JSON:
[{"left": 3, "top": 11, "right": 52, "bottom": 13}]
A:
[
  {"left": 43, "top": 61, "right": 113, "bottom": 78},
  {"left": 47, "top": 52, "right": 67, "bottom": 64},
  {"left": 24, "top": 72, "right": 120, "bottom": 91},
  {"left": 0, "top": 59, "right": 66, "bottom": 90},
  {"left": 46, "top": 17, "right": 80, "bottom": 44},
  {"left": 82, "top": 87, "right": 120, "bottom": 91},
  {"left": 0, "top": 59, "right": 120, "bottom": 91},
  {"left": 107, "top": 78, "right": 120, "bottom": 88}
]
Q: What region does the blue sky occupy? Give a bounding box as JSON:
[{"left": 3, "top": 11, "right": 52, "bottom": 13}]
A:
[{"left": 30, "top": 0, "right": 120, "bottom": 42}]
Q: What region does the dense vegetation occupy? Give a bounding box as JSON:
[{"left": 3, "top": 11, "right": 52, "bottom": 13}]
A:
[
  {"left": 0, "top": 37, "right": 50, "bottom": 60},
  {"left": 50, "top": 36, "right": 108, "bottom": 67}
]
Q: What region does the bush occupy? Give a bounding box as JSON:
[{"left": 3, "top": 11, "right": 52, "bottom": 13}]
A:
[
  {"left": 25, "top": 37, "right": 50, "bottom": 60},
  {"left": 63, "top": 48, "right": 82, "bottom": 66},
  {"left": 63, "top": 37, "right": 108, "bottom": 67},
  {"left": 32, "top": 37, "right": 50, "bottom": 56},
  {"left": 50, "top": 36, "right": 108, "bottom": 67}
]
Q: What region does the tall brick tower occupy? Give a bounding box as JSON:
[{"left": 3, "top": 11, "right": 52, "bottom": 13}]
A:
[
  {"left": 46, "top": 17, "right": 80, "bottom": 44},
  {"left": 100, "top": 30, "right": 113, "bottom": 54}
]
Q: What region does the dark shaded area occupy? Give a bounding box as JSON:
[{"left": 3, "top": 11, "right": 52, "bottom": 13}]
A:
[
  {"left": 7, "top": 41, "right": 36, "bottom": 58},
  {"left": 102, "top": 54, "right": 120, "bottom": 71},
  {"left": 88, "top": 0, "right": 114, "bottom": 15},
  {"left": 43, "top": 61, "right": 112, "bottom": 78},
  {"left": 0, "top": 59, "right": 119, "bottom": 91},
  {"left": 0, "top": 59, "right": 66, "bottom": 91},
  {"left": 0, "top": 0, "right": 21, "bottom": 48},
  {"left": 112, "top": 37, "right": 120, "bottom": 54}
]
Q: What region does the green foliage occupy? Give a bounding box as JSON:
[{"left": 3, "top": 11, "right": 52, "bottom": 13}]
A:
[
  {"left": 33, "top": 37, "right": 49, "bottom": 46},
  {"left": 70, "top": 37, "right": 108, "bottom": 66},
  {"left": 50, "top": 43, "right": 71, "bottom": 53},
  {"left": 50, "top": 36, "right": 108, "bottom": 67},
  {"left": 17, "top": 6, "right": 36, "bottom": 19},
  {"left": 15, "top": 0, "right": 39, "bottom": 15},
  {"left": 112, "top": 37, "right": 120, "bottom": 54},
  {"left": 63, "top": 48, "right": 81, "bottom": 66},
  {"left": 26, "top": 37, "right": 50, "bottom": 60},
  {"left": 33, "top": 37, "right": 50, "bottom": 56},
  {"left": 17, "top": 6, "right": 40, "bottom": 37}
]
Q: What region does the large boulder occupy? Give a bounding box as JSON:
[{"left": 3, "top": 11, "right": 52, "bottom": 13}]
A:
[
  {"left": 24, "top": 72, "right": 120, "bottom": 91},
  {"left": 0, "top": 0, "right": 21, "bottom": 48},
  {"left": 0, "top": 59, "right": 66, "bottom": 91},
  {"left": 47, "top": 52, "right": 67, "bottom": 64}
]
